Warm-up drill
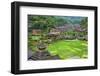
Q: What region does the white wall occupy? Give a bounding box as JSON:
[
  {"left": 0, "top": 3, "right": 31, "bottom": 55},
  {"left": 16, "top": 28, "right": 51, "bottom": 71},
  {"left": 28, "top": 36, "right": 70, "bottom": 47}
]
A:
[{"left": 0, "top": 0, "right": 99, "bottom": 76}]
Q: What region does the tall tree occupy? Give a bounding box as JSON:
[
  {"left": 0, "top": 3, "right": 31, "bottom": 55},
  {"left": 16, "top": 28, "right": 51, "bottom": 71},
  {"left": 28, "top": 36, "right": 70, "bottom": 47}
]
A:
[
  {"left": 28, "top": 15, "right": 68, "bottom": 33},
  {"left": 80, "top": 18, "right": 88, "bottom": 30},
  {"left": 80, "top": 17, "right": 88, "bottom": 36}
]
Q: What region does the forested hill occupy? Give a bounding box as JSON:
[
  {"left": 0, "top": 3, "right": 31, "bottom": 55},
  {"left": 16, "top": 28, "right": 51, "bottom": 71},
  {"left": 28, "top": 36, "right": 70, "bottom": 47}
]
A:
[
  {"left": 59, "top": 16, "right": 86, "bottom": 24},
  {"left": 28, "top": 15, "right": 87, "bottom": 32}
]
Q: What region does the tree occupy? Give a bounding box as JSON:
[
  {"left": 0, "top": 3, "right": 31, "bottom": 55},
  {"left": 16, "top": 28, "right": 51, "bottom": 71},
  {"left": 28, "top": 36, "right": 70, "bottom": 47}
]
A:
[
  {"left": 79, "top": 17, "right": 88, "bottom": 40},
  {"left": 80, "top": 18, "right": 88, "bottom": 31},
  {"left": 28, "top": 15, "right": 68, "bottom": 33}
]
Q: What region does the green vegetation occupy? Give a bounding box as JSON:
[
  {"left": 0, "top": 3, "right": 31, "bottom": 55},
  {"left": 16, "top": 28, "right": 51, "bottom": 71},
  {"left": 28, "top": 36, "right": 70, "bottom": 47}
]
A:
[
  {"left": 47, "top": 40, "right": 87, "bottom": 59},
  {"left": 28, "top": 15, "right": 88, "bottom": 60},
  {"left": 28, "top": 15, "right": 68, "bottom": 32},
  {"left": 32, "top": 35, "right": 41, "bottom": 41}
]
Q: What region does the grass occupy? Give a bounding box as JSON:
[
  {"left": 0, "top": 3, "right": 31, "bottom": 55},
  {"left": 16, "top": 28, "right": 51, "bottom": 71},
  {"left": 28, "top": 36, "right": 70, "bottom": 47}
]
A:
[
  {"left": 32, "top": 35, "right": 41, "bottom": 40},
  {"left": 47, "top": 40, "right": 88, "bottom": 59}
]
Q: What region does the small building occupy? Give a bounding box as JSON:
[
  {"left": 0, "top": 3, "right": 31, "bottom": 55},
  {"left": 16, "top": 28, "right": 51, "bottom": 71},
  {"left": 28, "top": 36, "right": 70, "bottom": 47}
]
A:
[
  {"left": 48, "top": 28, "right": 60, "bottom": 37},
  {"left": 32, "top": 29, "right": 42, "bottom": 35},
  {"left": 74, "top": 25, "right": 87, "bottom": 32}
]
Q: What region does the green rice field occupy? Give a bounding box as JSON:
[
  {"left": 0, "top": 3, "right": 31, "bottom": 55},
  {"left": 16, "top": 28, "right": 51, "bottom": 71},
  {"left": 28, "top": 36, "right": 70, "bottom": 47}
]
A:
[{"left": 47, "top": 40, "right": 88, "bottom": 59}]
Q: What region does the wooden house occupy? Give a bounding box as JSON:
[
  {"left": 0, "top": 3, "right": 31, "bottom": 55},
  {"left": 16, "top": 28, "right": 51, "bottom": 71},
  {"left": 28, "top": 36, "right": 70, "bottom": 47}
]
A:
[{"left": 32, "top": 29, "right": 42, "bottom": 35}]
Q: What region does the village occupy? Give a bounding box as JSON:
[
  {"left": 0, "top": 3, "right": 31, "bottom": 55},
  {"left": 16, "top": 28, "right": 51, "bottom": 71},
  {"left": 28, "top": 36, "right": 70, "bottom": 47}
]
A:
[{"left": 28, "top": 15, "right": 88, "bottom": 60}]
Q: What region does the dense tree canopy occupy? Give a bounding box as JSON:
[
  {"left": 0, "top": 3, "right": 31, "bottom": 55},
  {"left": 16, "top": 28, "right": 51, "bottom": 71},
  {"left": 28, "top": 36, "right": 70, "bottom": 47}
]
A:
[
  {"left": 80, "top": 17, "right": 88, "bottom": 36},
  {"left": 28, "top": 15, "right": 68, "bottom": 32},
  {"left": 80, "top": 17, "right": 88, "bottom": 30}
]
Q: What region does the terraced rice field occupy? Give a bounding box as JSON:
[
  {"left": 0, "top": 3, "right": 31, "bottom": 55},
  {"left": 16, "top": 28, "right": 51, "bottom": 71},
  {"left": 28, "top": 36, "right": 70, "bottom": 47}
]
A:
[{"left": 47, "top": 40, "right": 88, "bottom": 59}]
